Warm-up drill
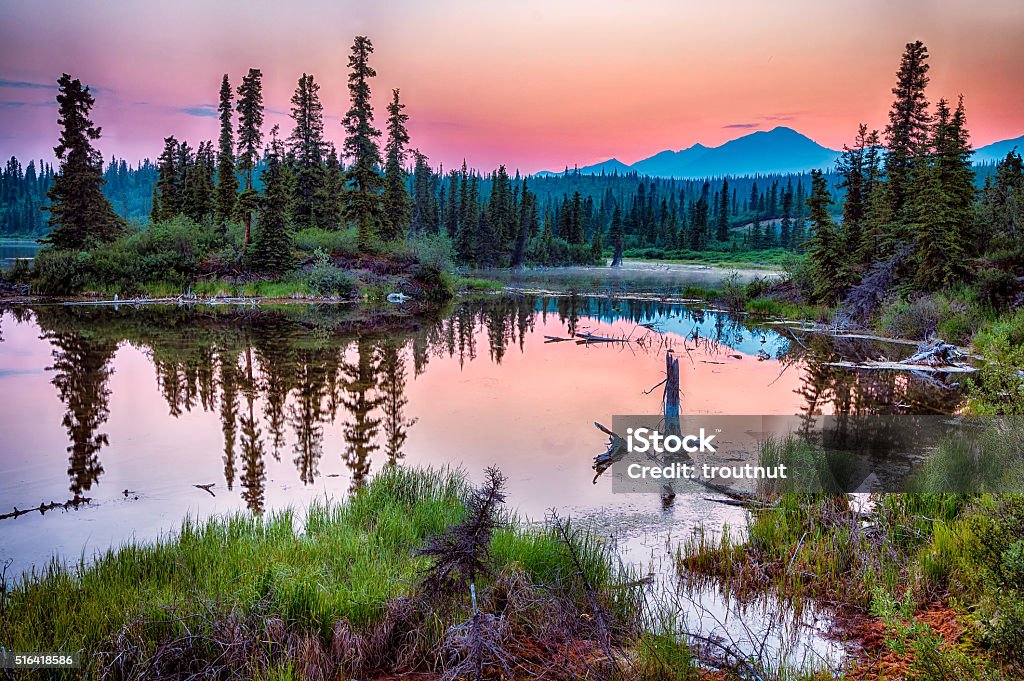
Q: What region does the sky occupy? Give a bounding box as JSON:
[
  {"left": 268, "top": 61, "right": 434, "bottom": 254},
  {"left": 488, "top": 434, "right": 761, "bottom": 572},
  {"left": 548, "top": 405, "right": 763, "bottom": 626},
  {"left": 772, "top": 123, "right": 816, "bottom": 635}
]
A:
[{"left": 1, "top": 0, "right": 1022, "bottom": 174}]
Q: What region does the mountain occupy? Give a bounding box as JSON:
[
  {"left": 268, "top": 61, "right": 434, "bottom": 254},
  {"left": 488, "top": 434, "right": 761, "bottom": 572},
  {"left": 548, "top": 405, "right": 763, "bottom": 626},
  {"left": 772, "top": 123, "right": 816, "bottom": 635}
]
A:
[
  {"left": 559, "top": 127, "right": 842, "bottom": 179},
  {"left": 631, "top": 143, "right": 710, "bottom": 177},
  {"left": 973, "top": 135, "right": 1024, "bottom": 164}
]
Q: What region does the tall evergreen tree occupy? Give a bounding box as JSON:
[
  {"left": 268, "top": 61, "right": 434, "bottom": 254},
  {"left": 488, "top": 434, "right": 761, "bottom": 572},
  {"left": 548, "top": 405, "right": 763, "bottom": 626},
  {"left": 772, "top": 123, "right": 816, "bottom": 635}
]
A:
[
  {"left": 343, "top": 36, "right": 384, "bottom": 251},
  {"left": 885, "top": 41, "right": 932, "bottom": 239},
  {"left": 151, "top": 136, "right": 181, "bottom": 223},
  {"left": 837, "top": 124, "right": 878, "bottom": 265},
  {"left": 913, "top": 97, "right": 973, "bottom": 289},
  {"left": 287, "top": 73, "right": 326, "bottom": 230},
  {"left": 236, "top": 68, "right": 264, "bottom": 246},
  {"left": 780, "top": 181, "right": 793, "bottom": 248},
  {"left": 185, "top": 141, "right": 216, "bottom": 223},
  {"left": 511, "top": 178, "right": 535, "bottom": 268},
  {"left": 313, "top": 143, "right": 344, "bottom": 230},
  {"left": 42, "top": 74, "right": 124, "bottom": 250},
  {"left": 689, "top": 183, "right": 710, "bottom": 250},
  {"left": 716, "top": 177, "right": 730, "bottom": 241},
  {"left": 410, "top": 151, "right": 438, "bottom": 236},
  {"left": 806, "top": 169, "right": 848, "bottom": 302},
  {"left": 250, "top": 127, "right": 294, "bottom": 273},
  {"left": 381, "top": 88, "right": 411, "bottom": 241},
  {"left": 610, "top": 205, "right": 624, "bottom": 267},
  {"left": 215, "top": 74, "right": 238, "bottom": 231}
]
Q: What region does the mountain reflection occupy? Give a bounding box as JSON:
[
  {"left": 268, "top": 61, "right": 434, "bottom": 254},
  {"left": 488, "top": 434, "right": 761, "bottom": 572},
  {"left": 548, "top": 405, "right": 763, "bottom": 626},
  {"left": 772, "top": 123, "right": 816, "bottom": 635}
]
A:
[{"left": 25, "top": 296, "right": 960, "bottom": 512}]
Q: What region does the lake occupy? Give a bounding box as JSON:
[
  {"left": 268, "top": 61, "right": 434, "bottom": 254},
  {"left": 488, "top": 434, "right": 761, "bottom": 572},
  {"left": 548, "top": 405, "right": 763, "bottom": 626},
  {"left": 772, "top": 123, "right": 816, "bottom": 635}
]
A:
[
  {"left": 0, "top": 290, "right": 961, "bottom": 670},
  {"left": 0, "top": 239, "right": 41, "bottom": 270}
]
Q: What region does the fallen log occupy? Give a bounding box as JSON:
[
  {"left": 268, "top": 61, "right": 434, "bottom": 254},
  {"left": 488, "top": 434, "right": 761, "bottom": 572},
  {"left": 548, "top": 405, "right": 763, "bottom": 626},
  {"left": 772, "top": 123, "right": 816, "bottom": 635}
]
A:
[
  {"left": 1, "top": 496, "right": 92, "bottom": 520},
  {"left": 824, "top": 360, "right": 976, "bottom": 374}
]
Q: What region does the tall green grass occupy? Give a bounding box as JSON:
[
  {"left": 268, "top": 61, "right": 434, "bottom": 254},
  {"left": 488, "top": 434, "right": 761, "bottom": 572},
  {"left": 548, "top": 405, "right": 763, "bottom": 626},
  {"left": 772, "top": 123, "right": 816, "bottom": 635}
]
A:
[{"left": 2, "top": 466, "right": 631, "bottom": 679}]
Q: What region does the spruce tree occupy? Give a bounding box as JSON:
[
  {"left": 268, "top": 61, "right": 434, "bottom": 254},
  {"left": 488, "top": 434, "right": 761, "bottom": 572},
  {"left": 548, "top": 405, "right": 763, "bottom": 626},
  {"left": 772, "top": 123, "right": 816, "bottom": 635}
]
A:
[
  {"left": 913, "top": 97, "right": 972, "bottom": 289},
  {"left": 610, "top": 205, "right": 624, "bottom": 267},
  {"left": 250, "top": 126, "right": 294, "bottom": 273},
  {"left": 313, "top": 143, "right": 344, "bottom": 230},
  {"left": 236, "top": 68, "right": 264, "bottom": 246},
  {"left": 837, "top": 124, "right": 875, "bottom": 265},
  {"left": 215, "top": 74, "right": 238, "bottom": 232},
  {"left": 511, "top": 178, "right": 535, "bottom": 268},
  {"left": 186, "top": 141, "right": 216, "bottom": 224},
  {"left": 716, "top": 177, "right": 729, "bottom": 241},
  {"left": 342, "top": 36, "right": 384, "bottom": 251},
  {"left": 381, "top": 88, "right": 411, "bottom": 241},
  {"left": 780, "top": 181, "right": 793, "bottom": 248},
  {"left": 43, "top": 73, "right": 124, "bottom": 250},
  {"left": 151, "top": 136, "right": 181, "bottom": 223},
  {"left": 411, "top": 151, "right": 438, "bottom": 236},
  {"left": 885, "top": 41, "right": 931, "bottom": 239},
  {"left": 287, "top": 73, "right": 326, "bottom": 230},
  {"left": 806, "top": 169, "right": 848, "bottom": 302},
  {"left": 689, "top": 183, "right": 710, "bottom": 250}
]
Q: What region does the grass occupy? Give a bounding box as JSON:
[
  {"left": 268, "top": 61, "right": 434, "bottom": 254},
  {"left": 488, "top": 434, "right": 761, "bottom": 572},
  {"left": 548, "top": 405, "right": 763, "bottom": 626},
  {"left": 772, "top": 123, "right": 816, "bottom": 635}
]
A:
[
  {"left": 675, "top": 435, "right": 1024, "bottom": 677},
  {"left": 967, "top": 308, "right": 1024, "bottom": 414},
  {"left": 623, "top": 247, "right": 796, "bottom": 268},
  {"left": 453, "top": 275, "right": 505, "bottom": 293},
  {"left": 1, "top": 466, "right": 639, "bottom": 680}
]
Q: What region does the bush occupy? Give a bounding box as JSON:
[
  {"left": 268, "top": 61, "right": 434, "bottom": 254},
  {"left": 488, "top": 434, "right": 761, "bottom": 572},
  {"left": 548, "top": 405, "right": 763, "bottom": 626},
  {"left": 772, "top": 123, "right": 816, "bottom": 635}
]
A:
[
  {"left": 919, "top": 495, "right": 1024, "bottom": 661},
  {"left": 974, "top": 267, "right": 1021, "bottom": 311},
  {"left": 32, "top": 249, "right": 90, "bottom": 295},
  {"left": 3, "top": 256, "right": 31, "bottom": 284},
  {"left": 304, "top": 250, "right": 357, "bottom": 298},
  {"left": 405, "top": 233, "right": 455, "bottom": 271},
  {"left": 292, "top": 227, "right": 358, "bottom": 258},
  {"left": 969, "top": 310, "right": 1024, "bottom": 414},
  {"left": 878, "top": 292, "right": 984, "bottom": 344}
]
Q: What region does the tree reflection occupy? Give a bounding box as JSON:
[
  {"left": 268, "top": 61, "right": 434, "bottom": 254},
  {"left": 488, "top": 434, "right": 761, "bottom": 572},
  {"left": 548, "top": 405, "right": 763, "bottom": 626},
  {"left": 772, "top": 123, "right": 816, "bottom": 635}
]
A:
[
  {"left": 24, "top": 296, "right": 964, "bottom": 514},
  {"left": 41, "top": 319, "right": 117, "bottom": 498},
  {"left": 339, "top": 336, "right": 383, "bottom": 491}
]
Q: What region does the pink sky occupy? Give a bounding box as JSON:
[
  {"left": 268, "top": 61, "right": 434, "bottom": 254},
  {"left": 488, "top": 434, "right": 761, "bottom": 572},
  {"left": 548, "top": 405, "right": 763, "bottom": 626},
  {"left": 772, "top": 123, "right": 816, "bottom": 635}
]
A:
[{"left": 1, "top": 0, "right": 1022, "bottom": 173}]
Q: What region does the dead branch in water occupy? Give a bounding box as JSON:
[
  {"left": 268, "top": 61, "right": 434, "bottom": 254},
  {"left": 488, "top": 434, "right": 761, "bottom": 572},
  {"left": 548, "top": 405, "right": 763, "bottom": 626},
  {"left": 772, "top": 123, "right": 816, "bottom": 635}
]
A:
[{"left": 1, "top": 496, "right": 92, "bottom": 521}]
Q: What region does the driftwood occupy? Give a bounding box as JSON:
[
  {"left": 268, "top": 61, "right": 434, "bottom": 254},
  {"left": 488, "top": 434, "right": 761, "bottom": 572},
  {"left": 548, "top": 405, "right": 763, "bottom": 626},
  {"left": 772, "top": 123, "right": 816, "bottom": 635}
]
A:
[
  {"left": 575, "top": 332, "right": 622, "bottom": 344},
  {"left": 194, "top": 483, "right": 216, "bottom": 497},
  {"left": 1, "top": 496, "right": 91, "bottom": 520},
  {"left": 825, "top": 338, "right": 976, "bottom": 374}
]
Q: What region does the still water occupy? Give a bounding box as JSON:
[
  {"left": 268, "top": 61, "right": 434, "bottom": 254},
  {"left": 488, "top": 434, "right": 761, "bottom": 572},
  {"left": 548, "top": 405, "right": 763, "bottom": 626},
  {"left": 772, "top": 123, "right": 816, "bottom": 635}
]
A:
[
  {"left": 0, "top": 239, "right": 40, "bottom": 269},
  {"left": 0, "top": 293, "right": 960, "bottom": 669}
]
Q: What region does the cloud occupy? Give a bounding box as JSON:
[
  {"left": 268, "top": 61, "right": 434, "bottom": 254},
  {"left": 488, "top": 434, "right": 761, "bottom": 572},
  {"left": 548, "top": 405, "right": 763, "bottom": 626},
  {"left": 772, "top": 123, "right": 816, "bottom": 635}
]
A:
[
  {"left": 0, "top": 100, "right": 55, "bottom": 109},
  {"left": 181, "top": 104, "right": 218, "bottom": 117},
  {"left": 0, "top": 79, "right": 56, "bottom": 90},
  {"left": 723, "top": 123, "right": 759, "bottom": 129}
]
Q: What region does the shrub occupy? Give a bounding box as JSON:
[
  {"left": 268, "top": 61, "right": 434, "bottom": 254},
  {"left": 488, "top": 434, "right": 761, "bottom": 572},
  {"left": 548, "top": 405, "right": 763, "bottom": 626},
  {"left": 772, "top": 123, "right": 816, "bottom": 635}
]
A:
[
  {"left": 401, "top": 233, "right": 455, "bottom": 271},
  {"left": 304, "top": 250, "right": 357, "bottom": 298},
  {"left": 33, "top": 249, "right": 84, "bottom": 295},
  {"left": 415, "top": 263, "right": 455, "bottom": 303},
  {"left": 974, "top": 267, "right": 1020, "bottom": 311},
  {"left": 968, "top": 310, "right": 1024, "bottom": 414},
  {"left": 3, "top": 256, "right": 31, "bottom": 284},
  {"left": 292, "top": 227, "right": 358, "bottom": 258},
  {"left": 877, "top": 292, "right": 983, "bottom": 344}
]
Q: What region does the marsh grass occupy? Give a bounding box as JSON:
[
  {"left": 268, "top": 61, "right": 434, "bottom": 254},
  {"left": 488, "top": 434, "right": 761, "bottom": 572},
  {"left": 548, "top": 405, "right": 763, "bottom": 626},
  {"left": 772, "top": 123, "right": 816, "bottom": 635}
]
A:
[{"left": 2, "top": 466, "right": 641, "bottom": 680}]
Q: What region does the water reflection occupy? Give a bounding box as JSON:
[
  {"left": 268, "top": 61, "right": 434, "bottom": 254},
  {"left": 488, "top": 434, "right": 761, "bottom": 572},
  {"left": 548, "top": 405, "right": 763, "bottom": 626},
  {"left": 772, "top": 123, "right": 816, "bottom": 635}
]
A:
[
  {"left": 43, "top": 322, "right": 117, "bottom": 499},
  {"left": 14, "top": 296, "right": 961, "bottom": 514}
]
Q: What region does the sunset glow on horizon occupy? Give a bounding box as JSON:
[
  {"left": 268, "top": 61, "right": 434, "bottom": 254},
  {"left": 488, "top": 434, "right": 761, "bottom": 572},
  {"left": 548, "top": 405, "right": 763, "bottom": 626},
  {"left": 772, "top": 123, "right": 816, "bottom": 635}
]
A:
[{"left": 1, "top": 0, "right": 1022, "bottom": 173}]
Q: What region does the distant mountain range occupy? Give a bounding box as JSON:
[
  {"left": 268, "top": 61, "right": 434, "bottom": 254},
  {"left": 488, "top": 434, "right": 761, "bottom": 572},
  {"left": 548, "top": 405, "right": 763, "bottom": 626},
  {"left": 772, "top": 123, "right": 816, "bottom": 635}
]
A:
[{"left": 539, "top": 126, "right": 1024, "bottom": 179}]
